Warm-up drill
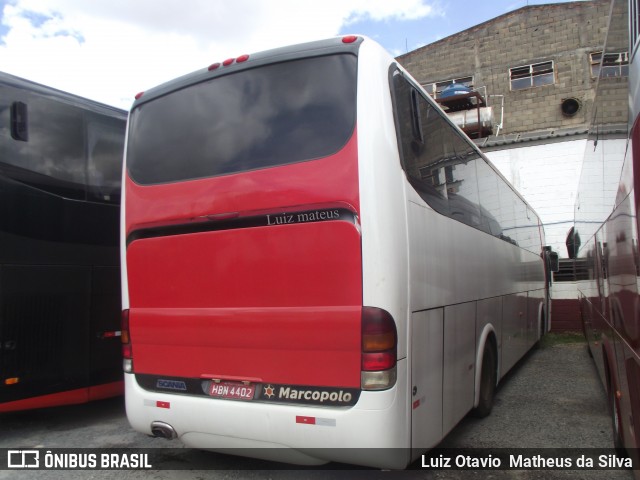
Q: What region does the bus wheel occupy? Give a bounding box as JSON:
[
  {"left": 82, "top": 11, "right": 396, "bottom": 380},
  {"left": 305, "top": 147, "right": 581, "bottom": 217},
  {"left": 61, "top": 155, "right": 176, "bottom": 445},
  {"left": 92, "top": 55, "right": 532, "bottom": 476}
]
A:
[{"left": 473, "top": 345, "right": 496, "bottom": 418}]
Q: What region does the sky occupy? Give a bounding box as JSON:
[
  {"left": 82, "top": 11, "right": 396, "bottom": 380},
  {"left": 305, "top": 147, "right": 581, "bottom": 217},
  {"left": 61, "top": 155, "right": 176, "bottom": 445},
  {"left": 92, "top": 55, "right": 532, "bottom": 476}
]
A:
[{"left": 0, "top": 0, "right": 585, "bottom": 110}]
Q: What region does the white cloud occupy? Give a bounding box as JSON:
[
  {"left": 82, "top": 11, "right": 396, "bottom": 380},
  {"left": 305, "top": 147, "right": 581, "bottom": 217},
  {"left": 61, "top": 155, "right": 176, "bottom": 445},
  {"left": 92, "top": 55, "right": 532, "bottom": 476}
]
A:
[
  {"left": 0, "top": 0, "right": 439, "bottom": 109},
  {"left": 343, "top": 0, "right": 438, "bottom": 23}
]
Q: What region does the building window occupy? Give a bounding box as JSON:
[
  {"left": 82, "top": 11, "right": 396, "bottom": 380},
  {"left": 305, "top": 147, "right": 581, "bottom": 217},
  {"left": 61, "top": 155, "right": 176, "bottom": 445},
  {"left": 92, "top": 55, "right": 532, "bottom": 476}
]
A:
[
  {"left": 590, "top": 51, "right": 629, "bottom": 78},
  {"left": 423, "top": 76, "right": 473, "bottom": 99},
  {"left": 509, "top": 61, "right": 554, "bottom": 90}
]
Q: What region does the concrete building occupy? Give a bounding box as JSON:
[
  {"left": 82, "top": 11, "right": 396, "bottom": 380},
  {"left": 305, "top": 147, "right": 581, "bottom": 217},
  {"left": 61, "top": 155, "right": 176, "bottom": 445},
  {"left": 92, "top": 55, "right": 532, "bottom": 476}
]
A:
[
  {"left": 396, "top": 0, "right": 614, "bottom": 256},
  {"left": 397, "top": 0, "right": 627, "bottom": 331}
]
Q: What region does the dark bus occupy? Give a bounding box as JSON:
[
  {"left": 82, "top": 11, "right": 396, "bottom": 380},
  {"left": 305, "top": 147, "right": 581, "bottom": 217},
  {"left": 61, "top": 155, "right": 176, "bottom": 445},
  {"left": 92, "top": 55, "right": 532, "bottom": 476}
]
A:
[{"left": 0, "top": 72, "right": 126, "bottom": 412}]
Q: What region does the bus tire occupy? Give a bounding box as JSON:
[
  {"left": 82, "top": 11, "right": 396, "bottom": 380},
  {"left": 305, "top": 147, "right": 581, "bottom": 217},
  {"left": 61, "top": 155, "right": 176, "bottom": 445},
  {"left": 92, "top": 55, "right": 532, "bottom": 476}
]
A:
[{"left": 473, "top": 344, "right": 497, "bottom": 418}]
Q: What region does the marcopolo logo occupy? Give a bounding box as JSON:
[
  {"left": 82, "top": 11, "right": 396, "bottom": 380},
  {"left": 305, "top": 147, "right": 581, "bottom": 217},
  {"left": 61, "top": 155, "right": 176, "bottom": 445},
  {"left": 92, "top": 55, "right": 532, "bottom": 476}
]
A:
[
  {"left": 261, "top": 384, "right": 359, "bottom": 406},
  {"left": 279, "top": 387, "right": 352, "bottom": 403}
]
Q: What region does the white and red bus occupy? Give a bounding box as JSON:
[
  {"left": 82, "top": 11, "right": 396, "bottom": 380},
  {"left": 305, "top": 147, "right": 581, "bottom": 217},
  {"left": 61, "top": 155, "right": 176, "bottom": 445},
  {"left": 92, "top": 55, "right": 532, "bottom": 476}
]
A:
[
  {"left": 575, "top": 0, "right": 640, "bottom": 465},
  {"left": 121, "top": 35, "right": 552, "bottom": 468}
]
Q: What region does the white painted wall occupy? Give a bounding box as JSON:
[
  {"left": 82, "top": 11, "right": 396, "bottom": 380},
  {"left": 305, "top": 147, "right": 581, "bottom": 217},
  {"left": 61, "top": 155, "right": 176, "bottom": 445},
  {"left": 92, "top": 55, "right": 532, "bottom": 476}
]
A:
[{"left": 485, "top": 139, "right": 586, "bottom": 257}]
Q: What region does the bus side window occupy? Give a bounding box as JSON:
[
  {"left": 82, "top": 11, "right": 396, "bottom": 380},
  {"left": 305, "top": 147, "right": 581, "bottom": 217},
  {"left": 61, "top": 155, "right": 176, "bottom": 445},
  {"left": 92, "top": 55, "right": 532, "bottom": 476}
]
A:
[
  {"left": 0, "top": 88, "right": 86, "bottom": 200},
  {"left": 391, "top": 71, "right": 449, "bottom": 217},
  {"left": 476, "top": 159, "right": 504, "bottom": 237},
  {"left": 86, "top": 116, "right": 125, "bottom": 204},
  {"left": 390, "top": 68, "right": 540, "bottom": 247},
  {"left": 391, "top": 70, "right": 482, "bottom": 229}
]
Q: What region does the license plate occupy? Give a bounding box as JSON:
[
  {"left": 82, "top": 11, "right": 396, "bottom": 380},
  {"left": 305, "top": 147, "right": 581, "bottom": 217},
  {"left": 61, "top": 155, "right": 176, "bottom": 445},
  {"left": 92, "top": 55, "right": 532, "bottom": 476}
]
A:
[{"left": 208, "top": 381, "right": 255, "bottom": 401}]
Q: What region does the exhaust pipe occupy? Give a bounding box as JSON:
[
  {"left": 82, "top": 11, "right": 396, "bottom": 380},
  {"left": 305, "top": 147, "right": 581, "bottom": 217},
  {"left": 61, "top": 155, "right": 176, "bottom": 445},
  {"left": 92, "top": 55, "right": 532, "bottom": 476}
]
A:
[{"left": 150, "top": 421, "right": 177, "bottom": 440}]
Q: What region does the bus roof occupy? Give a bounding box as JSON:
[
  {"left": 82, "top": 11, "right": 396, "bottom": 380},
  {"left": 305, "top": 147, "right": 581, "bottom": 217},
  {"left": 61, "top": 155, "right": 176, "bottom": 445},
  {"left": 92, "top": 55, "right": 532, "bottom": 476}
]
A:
[
  {"left": 132, "top": 35, "right": 365, "bottom": 109},
  {"left": 0, "top": 70, "right": 127, "bottom": 118}
]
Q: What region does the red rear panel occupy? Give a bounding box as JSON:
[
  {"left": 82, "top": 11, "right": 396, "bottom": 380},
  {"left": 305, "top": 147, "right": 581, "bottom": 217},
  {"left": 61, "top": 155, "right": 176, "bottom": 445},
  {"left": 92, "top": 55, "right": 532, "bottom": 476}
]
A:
[{"left": 126, "top": 133, "right": 362, "bottom": 388}]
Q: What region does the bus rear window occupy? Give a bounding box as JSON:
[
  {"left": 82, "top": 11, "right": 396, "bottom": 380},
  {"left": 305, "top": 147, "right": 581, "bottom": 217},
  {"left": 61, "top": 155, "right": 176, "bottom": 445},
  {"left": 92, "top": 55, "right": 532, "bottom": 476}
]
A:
[{"left": 127, "top": 54, "right": 357, "bottom": 185}]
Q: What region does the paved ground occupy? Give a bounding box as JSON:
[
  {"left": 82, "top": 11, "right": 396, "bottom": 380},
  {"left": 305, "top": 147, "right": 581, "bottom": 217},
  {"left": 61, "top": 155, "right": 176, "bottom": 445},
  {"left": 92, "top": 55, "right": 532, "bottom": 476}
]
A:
[{"left": 0, "top": 340, "right": 635, "bottom": 479}]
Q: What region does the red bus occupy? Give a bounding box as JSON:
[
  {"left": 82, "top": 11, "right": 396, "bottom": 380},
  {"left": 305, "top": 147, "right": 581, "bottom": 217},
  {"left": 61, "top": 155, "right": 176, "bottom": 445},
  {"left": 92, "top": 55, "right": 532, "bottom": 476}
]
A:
[
  {"left": 122, "top": 35, "right": 552, "bottom": 468},
  {"left": 575, "top": 0, "right": 640, "bottom": 467}
]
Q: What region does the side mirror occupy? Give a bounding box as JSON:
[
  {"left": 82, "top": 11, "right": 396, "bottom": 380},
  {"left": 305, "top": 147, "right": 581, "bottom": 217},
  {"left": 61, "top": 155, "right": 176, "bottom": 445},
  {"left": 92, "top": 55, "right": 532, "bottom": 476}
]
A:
[
  {"left": 548, "top": 251, "right": 559, "bottom": 273},
  {"left": 543, "top": 246, "right": 560, "bottom": 274}
]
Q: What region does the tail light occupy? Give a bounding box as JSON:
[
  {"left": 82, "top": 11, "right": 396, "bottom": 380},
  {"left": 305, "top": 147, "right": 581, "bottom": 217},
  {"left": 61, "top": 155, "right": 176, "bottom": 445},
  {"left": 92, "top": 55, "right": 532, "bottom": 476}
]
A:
[
  {"left": 361, "top": 307, "right": 397, "bottom": 390},
  {"left": 121, "top": 309, "right": 133, "bottom": 373}
]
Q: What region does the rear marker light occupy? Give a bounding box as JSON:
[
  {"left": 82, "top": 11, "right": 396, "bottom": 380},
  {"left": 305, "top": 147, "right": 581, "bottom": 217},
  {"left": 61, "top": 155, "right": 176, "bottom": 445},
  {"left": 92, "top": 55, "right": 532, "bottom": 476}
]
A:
[
  {"left": 342, "top": 35, "right": 358, "bottom": 44},
  {"left": 208, "top": 62, "right": 221, "bottom": 71},
  {"left": 123, "top": 359, "right": 133, "bottom": 373},
  {"left": 361, "top": 307, "right": 397, "bottom": 391},
  {"left": 134, "top": 92, "right": 144, "bottom": 100},
  {"left": 121, "top": 311, "right": 130, "bottom": 347},
  {"left": 361, "top": 368, "right": 397, "bottom": 391},
  {"left": 362, "top": 351, "right": 395, "bottom": 371},
  {"left": 121, "top": 309, "right": 133, "bottom": 373},
  {"left": 222, "top": 58, "right": 235, "bottom": 66},
  {"left": 4, "top": 377, "right": 19, "bottom": 386},
  {"left": 101, "top": 330, "right": 121, "bottom": 339},
  {"left": 236, "top": 54, "right": 250, "bottom": 63}
]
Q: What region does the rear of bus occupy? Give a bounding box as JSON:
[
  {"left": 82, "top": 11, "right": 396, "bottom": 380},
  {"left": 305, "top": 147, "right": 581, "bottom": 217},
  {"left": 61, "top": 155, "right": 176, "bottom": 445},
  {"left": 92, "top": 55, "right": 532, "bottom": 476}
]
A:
[{"left": 122, "top": 37, "right": 408, "bottom": 467}]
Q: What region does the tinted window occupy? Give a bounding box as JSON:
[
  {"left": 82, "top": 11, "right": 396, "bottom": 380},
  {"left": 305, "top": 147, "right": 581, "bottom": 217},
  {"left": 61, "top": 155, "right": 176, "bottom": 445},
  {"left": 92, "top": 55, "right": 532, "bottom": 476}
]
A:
[
  {"left": 391, "top": 70, "right": 542, "bottom": 254},
  {"left": 391, "top": 71, "right": 481, "bottom": 229},
  {"left": 0, "top": 85, "right": 125, "bottom": 203},
  {"left": 475, "top": 160, "right": 504, "bottom": 237},
  {"left": 1, "top": 88, "right": 85, "bottom": 199},
  {"left": 127, "top": 54, "right": 357, "bottom": 185},
  {"left": 86, "top": 115, "right": 125, "bottom": 203}
]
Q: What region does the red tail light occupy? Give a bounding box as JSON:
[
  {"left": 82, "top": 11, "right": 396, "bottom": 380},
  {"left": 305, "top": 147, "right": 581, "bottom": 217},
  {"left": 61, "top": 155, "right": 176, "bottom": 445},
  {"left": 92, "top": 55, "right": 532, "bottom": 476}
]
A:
[
  {"left": 361, "top": 307, "right": 397, "bottom": 390},
  {"left": 362, "top": 351, "right": 396, "bottom": 371},
  {"left": 121, "top": 309, "right": 132, "bottom": 360}
]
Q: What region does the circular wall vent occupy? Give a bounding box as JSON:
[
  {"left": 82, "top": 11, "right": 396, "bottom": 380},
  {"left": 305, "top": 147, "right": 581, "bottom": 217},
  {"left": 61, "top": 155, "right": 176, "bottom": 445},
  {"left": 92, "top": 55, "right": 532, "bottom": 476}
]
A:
[{"left": 561, "top": 97, "right": 582, "bottom": 117}]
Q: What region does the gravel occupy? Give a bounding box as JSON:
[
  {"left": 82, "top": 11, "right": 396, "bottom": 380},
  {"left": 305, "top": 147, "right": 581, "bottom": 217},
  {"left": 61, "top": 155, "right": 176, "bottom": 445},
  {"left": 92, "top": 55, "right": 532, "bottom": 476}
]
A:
[{"left": 0, "top": 341, "right": 634, "bottom": 479}]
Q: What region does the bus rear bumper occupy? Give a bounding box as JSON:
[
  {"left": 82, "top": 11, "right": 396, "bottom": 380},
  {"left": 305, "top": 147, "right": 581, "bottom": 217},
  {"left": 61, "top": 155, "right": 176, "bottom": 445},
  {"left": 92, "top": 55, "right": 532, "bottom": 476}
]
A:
[{"left": 124, "top": 360, "right": 410, "bottom": 468}]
